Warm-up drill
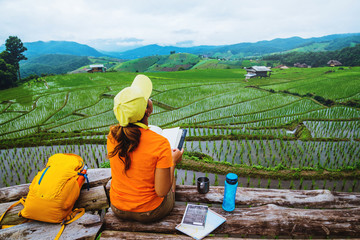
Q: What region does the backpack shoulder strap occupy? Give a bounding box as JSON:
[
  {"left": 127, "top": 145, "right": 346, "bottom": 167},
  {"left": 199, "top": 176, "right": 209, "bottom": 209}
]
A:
[
  {"left": 54, "top": 208, "right": 85, "bottom": 240},
  {"left": 0, "top": 197, "right": 26, "bottom": 229}
]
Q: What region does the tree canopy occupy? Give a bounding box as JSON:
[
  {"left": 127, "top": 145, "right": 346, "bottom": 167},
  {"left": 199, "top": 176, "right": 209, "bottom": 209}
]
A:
[
  {"left": 5, "top": 36, "right": 27, "bottom": 62},
  {"left": 0, "top": 36, "right": 27, "bottom": 89}
]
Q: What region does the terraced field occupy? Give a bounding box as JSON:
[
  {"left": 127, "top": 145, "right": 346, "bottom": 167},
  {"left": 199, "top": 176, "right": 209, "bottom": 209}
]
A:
[{"left": 0, "top": 67, "right": 359, "bottom": 190}]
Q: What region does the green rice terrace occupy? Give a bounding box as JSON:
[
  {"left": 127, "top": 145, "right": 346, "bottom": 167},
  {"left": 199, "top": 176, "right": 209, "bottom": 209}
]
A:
[{"left": 0, "top": 67, "right": 359, "bottom": 192}]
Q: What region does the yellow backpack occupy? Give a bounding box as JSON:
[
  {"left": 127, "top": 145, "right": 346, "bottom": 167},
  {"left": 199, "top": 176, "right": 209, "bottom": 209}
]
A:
[{"left": 1, "top": 153, "right": 89, "bottom": 239}]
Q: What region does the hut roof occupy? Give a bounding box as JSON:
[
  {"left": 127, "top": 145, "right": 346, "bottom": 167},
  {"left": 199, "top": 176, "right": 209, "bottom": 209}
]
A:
[
  {"left": 327, "top": 60, "right": 342, "bottom": 66},
  {"left": 90, "top": 64, "right": 105, "bottom": 68},
  {"left": 274, "top": 65, "right": 289, "bottom": 69},
  {"left": 247, "top": 66, "right": 271, "bottom": 72}
]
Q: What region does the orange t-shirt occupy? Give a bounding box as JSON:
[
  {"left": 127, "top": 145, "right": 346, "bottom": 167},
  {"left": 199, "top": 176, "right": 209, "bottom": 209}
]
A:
[{"left": 107, "top": 127, "right": 173, "bottom": 212}]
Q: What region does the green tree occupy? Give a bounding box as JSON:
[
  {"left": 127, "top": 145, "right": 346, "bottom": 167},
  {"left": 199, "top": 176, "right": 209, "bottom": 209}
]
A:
[
  {"left": 5, "top": 36, "right": 27, "bottom": 81},
  {"left": 0, "top": 54, "right": 17, "bottom": 89}
]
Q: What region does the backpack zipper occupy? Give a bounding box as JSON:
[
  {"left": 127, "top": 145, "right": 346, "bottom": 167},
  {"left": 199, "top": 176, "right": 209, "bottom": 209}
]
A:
[{"left": 38, "top": 166, "right": 50, "bottom": 185}]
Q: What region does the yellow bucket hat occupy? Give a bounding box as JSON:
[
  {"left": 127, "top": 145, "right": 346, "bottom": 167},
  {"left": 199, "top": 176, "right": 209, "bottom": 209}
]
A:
[{"left": 113, "top": 75, "right": 153, "bottom": 127}]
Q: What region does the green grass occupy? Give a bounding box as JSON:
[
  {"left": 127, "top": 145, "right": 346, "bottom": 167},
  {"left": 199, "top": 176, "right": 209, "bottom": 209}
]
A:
[
  {"left": 260, "top": 67, "right": 360, "bottom": 100},
  {"left": 1, "top": 67, "right": 359, "bottom": 137},
  {"left": 0, "top": 67, "right": 359, "bottom": 187}
]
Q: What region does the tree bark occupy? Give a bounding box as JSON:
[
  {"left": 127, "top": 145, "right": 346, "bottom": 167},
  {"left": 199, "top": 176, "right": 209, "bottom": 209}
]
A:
[
  {"left": 17, "top": 70, "right": 21, "bottom": 83},
  {"left": 105, "top": 182, "right": 360, "bottom": 209},
  {"left": 85, "top": 168, "right": 111, "bottom": 188},
  {"left": 104, "top": 204, "right": 360, "bottom": 238},
  {"left": 0, "top": 212, "right": 102, "bottom": 240},
  {"left": 175, "top": 185, "right": 360, "bottom": 209},
  {"left": 0, "top": 185, "right": 108, "bottom": 225},
  {"left": 100, "top": 230, "right": 237, "bottom": 240},
  {"left": 0, "top": 183, "right": 30, "bottom": 204}
]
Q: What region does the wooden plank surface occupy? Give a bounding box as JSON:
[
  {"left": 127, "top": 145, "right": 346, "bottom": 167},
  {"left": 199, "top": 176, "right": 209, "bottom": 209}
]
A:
[
  {"left": 0, "top": 212, "right": 102, "bottom": 240},
  {"left": 103, "top": 204, "right": 360, "bottom": 238}
]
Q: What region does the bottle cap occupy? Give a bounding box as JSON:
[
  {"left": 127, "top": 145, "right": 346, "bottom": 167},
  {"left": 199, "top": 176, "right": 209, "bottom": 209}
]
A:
[{"left": 226, "top": 173, "right": 238, "bottom": 185}]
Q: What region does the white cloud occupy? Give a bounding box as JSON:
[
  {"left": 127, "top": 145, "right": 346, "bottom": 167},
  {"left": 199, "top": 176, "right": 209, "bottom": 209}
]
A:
[{"left": 0, "top": 0, "right": 359, "bottom": 50}]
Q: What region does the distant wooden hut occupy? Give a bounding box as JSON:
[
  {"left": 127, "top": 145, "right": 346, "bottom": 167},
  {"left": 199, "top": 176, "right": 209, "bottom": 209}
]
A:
[
  {"left": 294, "top": 63, "right": 310, "bottom": 68},
  {"left": 273, "top": 65, "right": 289, "bottom": 69},
  {"left": 327, "top": 60, "right": 342, "bottom": 67},
  {"left": 88, "top": 64, "right": 106, "bottom": 73},
  {"left": 245, "top": 66, "right": 272, "bottom": 79}
]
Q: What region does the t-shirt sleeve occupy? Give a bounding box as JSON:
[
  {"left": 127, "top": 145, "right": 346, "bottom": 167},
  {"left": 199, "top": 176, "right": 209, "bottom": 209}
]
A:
[
  {"left": 107, "top": 132, "right": 116, "bottom": 155},
  {"left": 156, "top": 139, "right": 173, "bottom": 169}
]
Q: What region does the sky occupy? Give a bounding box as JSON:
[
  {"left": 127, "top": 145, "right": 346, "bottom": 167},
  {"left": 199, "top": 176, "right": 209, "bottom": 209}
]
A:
[{"left": 1, "top": 0, "right": 360, "bottom": 52}]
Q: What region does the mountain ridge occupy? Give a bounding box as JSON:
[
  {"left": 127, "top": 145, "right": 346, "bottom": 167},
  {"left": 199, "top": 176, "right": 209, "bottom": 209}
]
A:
[
  {"left": 110, "top": 33, "right": 360, "bottom": 59},
  {"left": 1, "top": 33, "right": 360, "bottom": 60},
  {"left": 1, "top": 33, "right": 359, "bottom": 78}
]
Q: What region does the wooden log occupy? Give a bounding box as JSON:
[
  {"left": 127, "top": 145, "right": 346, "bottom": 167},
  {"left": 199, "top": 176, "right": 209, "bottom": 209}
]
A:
[
  {"left": 105, "top": 178, "right": 111, "bottom": 193},
  {"left": 175, "top": 185, "right": 360, "bottom": 209},
  {"left": 103, "top": 204, "right": 360, "bottom": 238},
  {"left": 76, "top": 185, "right": 109, "bottom": 211},
  {"left": 105, "top": 182, "right": 360, "bottom": 209},
  {"left": 0, "top": 183, "right": 30, "bottom": 204},
  {"left": 332, "top": 191, "right": 360, "bottom": 208},
  {"left": 105, "top": 181, "right": 360, "bottom": 209},
  {"left": 0, "top": 168, "right": 111, "bottom": 203},
  {"left": 100, "top": 230, "right": 240, "bottom": 240},
  {"left": 100, "top": 230, "right": 189, "bottom": 240},
  {"left": 86, "top": 168, "right": 111, "bottom": 188},
  {"left": 0, "top": 185, "right": 108, "bottom": 226},
  {"left": 0, "top": 211, "right": 102, "bottom": 240}
]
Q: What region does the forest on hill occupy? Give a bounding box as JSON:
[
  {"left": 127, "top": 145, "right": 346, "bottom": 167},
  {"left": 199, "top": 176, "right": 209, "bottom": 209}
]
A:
[{"left": 263, "top": 44, "right": 360, "bottom": 67}]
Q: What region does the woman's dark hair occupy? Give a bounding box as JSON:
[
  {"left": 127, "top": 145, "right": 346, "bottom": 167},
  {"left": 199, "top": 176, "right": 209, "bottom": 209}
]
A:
[{"left": 108, "top": 123, "right": 141, "bottom": 173}]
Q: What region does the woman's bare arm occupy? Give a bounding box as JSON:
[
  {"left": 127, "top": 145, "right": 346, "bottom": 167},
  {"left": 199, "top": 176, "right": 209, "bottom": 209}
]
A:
[{"left": 154, "top": 148, "right": 183, "bottom": 197}]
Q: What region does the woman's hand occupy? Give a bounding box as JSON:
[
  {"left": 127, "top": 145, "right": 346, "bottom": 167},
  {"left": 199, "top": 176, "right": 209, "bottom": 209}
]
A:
[{"left": 172, "top": 148, "right": 184, "bottom": 166}]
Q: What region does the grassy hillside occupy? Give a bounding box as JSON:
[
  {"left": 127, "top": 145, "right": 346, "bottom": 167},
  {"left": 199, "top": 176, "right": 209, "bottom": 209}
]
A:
[
  {"left": 1, "top": 67, "right": 359, "bottom": 136},
  {"left": 111, "top": 53, "right": 202, "bottom": 72},
  {"left": 287, "top": 35, "right": 360, "bottom": 53},
  {"left": 109, "top": 53, "right": 251, "bottom": 72},
  {"left": 0, "top": 68, "right": 359, "bottom": 188},
  {"left": 112, "top": 56, "right": 160, "bottom": 72},
  {"left": 192, "top": 59, "right": 243, "bottom": 70}
]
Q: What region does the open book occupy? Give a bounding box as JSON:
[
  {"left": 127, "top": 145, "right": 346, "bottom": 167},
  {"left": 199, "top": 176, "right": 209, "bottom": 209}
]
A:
[
  {"left": 176, "top": 204, "right": 226, "bottom": 240},
  {"left": 149, "top": 125, "right": 187, "bottom": 150},
  {"left": 181, "top": 204, "right": 208, "bottom": 228}
]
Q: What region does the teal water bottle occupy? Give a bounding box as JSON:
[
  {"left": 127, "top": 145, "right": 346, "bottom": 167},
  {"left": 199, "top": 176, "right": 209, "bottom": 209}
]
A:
[{"left": 222, "top": 173, "right": 238, "bottom": 212}]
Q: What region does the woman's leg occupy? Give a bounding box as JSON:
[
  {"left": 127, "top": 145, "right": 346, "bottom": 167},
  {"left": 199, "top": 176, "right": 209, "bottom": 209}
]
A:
[{"left": 111, "top": 190, "right": 175, "bottom": 223}]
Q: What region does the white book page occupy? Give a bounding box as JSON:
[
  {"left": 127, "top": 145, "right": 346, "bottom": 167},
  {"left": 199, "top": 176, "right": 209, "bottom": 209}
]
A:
[
  {"left": 149, "top": 125, "right": 181, "bottom": 149},
  {"left": 149, "top": 125, "right": 163, "bottom": 135},
  {"left": 161, "top": 127, "right": 181, "bottom": 149}
]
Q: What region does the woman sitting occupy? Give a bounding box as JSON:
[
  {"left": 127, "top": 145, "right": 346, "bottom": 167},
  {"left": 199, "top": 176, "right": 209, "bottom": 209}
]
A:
[{"left": 107, "top": 74, "right": 183, "bottom": 222}]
